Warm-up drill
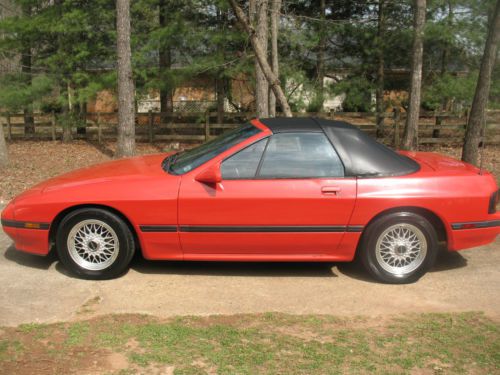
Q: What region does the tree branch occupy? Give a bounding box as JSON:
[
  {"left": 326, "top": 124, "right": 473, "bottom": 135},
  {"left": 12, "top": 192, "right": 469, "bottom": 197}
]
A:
[{"left": 229, "top": 0, "right": 292, "bottom": 117}]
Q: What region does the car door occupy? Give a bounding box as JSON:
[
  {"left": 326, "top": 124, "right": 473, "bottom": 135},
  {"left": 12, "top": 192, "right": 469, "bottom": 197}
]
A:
[{"left": 178, "top": 131, "right": 357, "bottom": 260}]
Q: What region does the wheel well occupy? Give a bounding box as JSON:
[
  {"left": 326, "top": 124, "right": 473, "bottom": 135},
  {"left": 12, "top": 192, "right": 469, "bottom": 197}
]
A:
[
  {"left": 48, "top": 204, "right": 141, "bottom": 253},
  {"left": 361, "top": 206, "right": 448, "bottom": 244}
]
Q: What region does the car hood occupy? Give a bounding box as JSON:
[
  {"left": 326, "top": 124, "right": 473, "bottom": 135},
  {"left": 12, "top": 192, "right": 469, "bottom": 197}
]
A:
[
  {"left": 27, "top": 153, "right": 172, "bottom": 195},
  {"left": 400, "top": 151, "right": 481, "bottom": 174}
]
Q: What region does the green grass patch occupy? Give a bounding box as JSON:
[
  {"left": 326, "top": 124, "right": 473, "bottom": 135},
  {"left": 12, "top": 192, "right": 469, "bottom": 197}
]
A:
[
  {"left": 0, "top": 312, "right": 498, "bottom": 374},
  {"left": 64, "top": 322, "right": 90, "bottom": 346}
]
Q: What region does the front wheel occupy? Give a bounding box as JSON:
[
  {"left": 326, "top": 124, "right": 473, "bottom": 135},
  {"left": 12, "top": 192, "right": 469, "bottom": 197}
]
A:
[
  {"left": 56, "top": 208, "right": 135, "bottom": 280},
  {"left": 359, "top": 212, "right": 438, "bottom": 284}
]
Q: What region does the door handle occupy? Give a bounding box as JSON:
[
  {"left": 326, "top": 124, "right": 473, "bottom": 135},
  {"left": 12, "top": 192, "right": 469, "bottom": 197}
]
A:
[{"left": 321, "top": 186, "right": 341, "bottom": 195}]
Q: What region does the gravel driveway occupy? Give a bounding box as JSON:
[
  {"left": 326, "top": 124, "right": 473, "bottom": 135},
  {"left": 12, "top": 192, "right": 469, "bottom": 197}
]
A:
[{"left": 1, "top": 214, "right": 499, "bottom": 327}]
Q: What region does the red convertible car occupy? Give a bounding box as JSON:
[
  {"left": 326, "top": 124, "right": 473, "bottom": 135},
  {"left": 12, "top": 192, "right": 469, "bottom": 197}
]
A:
[{"left": 1, "top": 118, "right": 499, "bottom": 283}]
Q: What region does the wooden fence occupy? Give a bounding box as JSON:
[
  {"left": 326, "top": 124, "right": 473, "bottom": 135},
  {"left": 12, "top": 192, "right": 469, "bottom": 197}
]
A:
[{"left": 1, "top": 110, "right": 500, "bottom": 146}]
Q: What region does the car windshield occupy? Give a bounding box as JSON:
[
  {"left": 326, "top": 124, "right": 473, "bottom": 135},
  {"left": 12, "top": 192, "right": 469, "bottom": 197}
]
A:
[{"left": 164, "top": 123, "right": 261, "bottom": 175}]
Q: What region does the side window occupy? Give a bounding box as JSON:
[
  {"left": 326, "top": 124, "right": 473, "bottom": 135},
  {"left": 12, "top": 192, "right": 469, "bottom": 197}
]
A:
[
  {"left": 258, "top": 133, "right": 344, "bottom": 178},
  {"left": 221, "top": 138, "right": 268, "bottom": 179}
]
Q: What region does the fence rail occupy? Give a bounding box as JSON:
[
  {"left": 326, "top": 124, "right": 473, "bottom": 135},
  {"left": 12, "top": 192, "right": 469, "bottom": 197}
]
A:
[{"left": 2, "top": 110, "right": 500, "bottom": 146}]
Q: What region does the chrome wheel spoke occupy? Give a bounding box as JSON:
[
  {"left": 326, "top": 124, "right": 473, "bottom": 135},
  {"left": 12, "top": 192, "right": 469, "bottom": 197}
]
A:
[
  {"left": 375, "top": 223, "right": 427, "bottom": 276},
  {"left": 67, "top": 219, "right": 120, "bottom": 271}
]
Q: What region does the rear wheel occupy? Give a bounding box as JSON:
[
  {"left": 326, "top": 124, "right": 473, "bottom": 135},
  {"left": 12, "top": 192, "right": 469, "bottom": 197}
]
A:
[
  {"left": 360, "top": 212, "right": 438, "bottom": 284},
  {"left": 56, "top": 208, "right": 135, "bottom": 280}
]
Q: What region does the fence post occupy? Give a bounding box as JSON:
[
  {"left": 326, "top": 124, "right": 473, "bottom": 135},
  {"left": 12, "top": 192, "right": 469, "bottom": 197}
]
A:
[
  {"left": 97, "top": 112, "right": 102, "bottom": 144},
  {"left": 6, "top": 114, "right": 11, "bottom": 141},
  {"left": 148, "top": 110, "right": 154, "bottom": 143},
  {"left": 51, "top": 111, "right": 56, "bottom": 141},
  {"left": 433, "top": 115, "right": 441, "bottom": 138},
  {"left": 393, "top": 108, "right": 400, "bottom": 148},
  {"left": 205, "top": 111, "right": 210, "bottom": 141}
]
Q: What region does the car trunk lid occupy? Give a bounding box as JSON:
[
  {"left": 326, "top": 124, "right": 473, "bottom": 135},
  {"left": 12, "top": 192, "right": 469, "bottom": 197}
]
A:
[{"left": 398, "top": 151, "right": 481, "bottom": 174}]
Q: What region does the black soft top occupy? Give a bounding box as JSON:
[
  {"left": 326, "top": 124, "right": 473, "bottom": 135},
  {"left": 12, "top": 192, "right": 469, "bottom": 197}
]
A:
[{"left": 259, "top": 117, "right": 420, "bottom": 178}]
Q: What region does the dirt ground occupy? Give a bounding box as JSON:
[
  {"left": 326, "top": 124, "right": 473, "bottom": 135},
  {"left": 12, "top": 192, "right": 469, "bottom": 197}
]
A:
[
  {"left": 0, "top": 311, "right": 498, "bottom": 375},
  {"left": 1, "top": 214, "right": 499, "bottom": 327},
  {"left": 0, "top": 141, "right": 168, "bottom": 203}
]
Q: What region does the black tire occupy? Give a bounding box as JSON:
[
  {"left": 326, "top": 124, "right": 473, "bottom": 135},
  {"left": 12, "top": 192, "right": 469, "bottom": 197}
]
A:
[
  {"left": 56, "top": 208, "right": 135, "bottom": 280},
  {"left": 359, "top": 212, "right": 438, "bottom": 284}
]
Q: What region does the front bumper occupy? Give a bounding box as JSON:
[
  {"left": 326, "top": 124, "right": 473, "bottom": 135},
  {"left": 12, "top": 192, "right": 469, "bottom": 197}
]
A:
[{"left": 1, "top": 202, "right": 51, "bottom": 255}]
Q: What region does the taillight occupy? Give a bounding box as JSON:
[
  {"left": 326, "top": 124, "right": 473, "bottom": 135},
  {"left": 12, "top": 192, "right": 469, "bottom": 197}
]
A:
[{"left": 489, "top": 189, "right": 499, "bottom": 214}]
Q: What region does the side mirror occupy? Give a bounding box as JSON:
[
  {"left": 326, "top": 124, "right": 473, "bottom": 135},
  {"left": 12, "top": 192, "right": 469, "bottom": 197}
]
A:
[{"left": 195, "top": 162, "right": 222, "bottom": 184}]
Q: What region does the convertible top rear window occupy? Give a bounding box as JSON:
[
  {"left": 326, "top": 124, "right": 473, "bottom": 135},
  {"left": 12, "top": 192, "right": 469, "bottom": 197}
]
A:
[
  {"left": 319, "top": 122, "right": 420, "bottom": 177},
  {"left": 164, "top": 123, "right": 260, "bottom": 175}
]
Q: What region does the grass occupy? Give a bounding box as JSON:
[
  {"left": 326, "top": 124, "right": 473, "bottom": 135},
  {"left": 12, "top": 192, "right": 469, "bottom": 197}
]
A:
[{"left": 0, "top": 312, "right": 498, "bottom": 374}]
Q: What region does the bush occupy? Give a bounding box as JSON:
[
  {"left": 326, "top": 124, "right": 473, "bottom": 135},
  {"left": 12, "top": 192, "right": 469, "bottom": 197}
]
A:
[{"left": 330, "top": 76, "right": 374, "bottom": 112}]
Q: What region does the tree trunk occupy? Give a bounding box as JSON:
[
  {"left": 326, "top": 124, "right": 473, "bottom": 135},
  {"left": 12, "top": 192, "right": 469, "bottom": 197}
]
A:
[
  {"left": 216, "top": 78, "right": 225, "bottom": 123},
  {"left": 402, "top": 0, "right": 426, "bottom": 151},
  {"left": 316, "top": 0, "right": 326, "bottom": 111},
  {"left": 22, "top": 3, "right": 34, "bottom": 135},
  {"left": 77, "top": 102, "right": 87, "bottom": 135},
  {"left": 462, "top": 0, "right": 500, "bottom": 165},
  {"left": 229, "top": 0, "right": 292, "bottom": 117},
  {"left": 159, "top": 49, "right": 174, "bottom": 113},
  {"left": 440, "top": 0, "right": 453, "bottom": 110},
  {"left": 116, "top": 0, "right": 136, "bottom": 157},
  {"left": 269, "top": 0, "right": 281, "bottom": 117},
  {"left": 0, "top": 117, "right": 8, "bottom": 168},
  {"left": 440, "top": 0, "right": 453, "bottom": 77},
  {"left": 159, "top": 0, "right": 174, "bottom": 114},
  {"left": 216, "top": 7, "right": 225, "bottom": 124},
  {"left": 375, "top": 0, "right": 385, "bottom": 138},
  {"left": 62, "top": 81, "right": 73, "bottom": 143},
  {"left": 254, "top": 0, "right": 269, "bottom": 117}
]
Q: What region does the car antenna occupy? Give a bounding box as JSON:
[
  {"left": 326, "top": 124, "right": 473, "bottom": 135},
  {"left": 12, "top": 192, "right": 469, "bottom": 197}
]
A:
[{"left": 479, "top": 115, "right": 487, "bottom": 175}]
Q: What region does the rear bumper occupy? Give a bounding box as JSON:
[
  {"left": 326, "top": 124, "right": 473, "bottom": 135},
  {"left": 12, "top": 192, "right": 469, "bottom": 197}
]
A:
[{"left": 449, "top": 218, "right": 500, "bottom": 251}]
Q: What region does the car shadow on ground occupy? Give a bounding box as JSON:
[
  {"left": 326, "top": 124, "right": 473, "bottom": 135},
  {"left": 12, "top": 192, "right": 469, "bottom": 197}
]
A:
[
  {"left": 3, "top": 244, "right": 467, "bottom": 281},
  {"left": 3, "top": 245, "right": 59, "bottom": 270},
  {"left": 130, "top": 255, "right": 339, "bottom": 278},
  {"left": 3, "top": 244, "right": 338, "bottom": 278},
  {"left": 337, "top": 248, "right": 468, "bottom": 282}
]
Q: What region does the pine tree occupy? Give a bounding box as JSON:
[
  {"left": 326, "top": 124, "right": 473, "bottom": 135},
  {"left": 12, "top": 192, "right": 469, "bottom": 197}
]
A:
[{"left": 0, "top": 1, "right": 116, "bottom": 140}]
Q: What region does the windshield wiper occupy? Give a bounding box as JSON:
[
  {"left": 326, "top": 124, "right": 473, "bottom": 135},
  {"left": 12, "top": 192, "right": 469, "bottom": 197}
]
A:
[
  {"left": 162, "top": 151, "right": 183, "bottom": 174},
  {"left": 162, "top": 153, "right": 175, "bottom": 172}
]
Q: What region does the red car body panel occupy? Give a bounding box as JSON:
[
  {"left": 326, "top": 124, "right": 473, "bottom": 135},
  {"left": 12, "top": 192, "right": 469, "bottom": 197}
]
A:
[
  {"left": 353, "top": 152, "right": 500, "bottom": 251},
  {"left": 1, "top": 119, "right": 499, "bottom": 263},
  {"left": 4, "top": 154, "right": 183, "bottom": 259},
  {"left": 179, "top": 178, "right": 357, "bottom": 260}
]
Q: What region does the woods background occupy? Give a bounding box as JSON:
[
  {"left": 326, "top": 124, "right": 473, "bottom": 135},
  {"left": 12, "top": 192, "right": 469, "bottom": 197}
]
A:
[{"left": 0, "top": 0, "right": 499, "bottom": 166}]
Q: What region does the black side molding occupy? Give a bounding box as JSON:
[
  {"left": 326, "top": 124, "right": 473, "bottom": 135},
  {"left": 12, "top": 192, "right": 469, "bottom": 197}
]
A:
[
  {"left": 179, "top": 225, "right": 364, "bottom": 233},
  {"left": 346, "top": 226, "right": 364, "bottom": 232},
  {"left": 139, "top": 225, "right": 177, "bottom": 232},
  {"left": 139, "top": 224, "right": 365, "bottom": 233},
  {"left": 451, "top": 220, "right": 500, "bottom": 230},
  {"left": 1, "top": 219, "right": 50, "bottom": 230}
]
